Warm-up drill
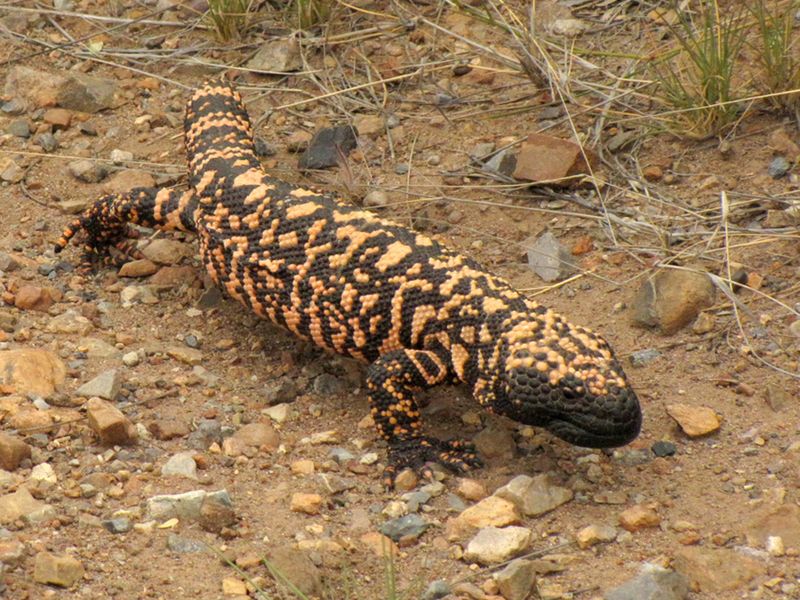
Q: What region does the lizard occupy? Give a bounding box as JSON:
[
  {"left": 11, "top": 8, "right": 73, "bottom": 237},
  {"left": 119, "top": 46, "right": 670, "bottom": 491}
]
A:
[{"left": 55, "top": 78, "right": 642, "bottom": 485}]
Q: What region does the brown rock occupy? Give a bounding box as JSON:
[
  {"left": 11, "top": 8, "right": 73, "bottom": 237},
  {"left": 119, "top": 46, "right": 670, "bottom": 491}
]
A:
[
  {"left": 85, "top": 397, "right": 137, "bottom": 445},
  {"left": 230, "top": 422, "right": 279, "bottom": 451},
  {"left": 43, "top": 108, "right": 71, "bottom": 130},
  {"left": 0, "top": 487, "right": 55, "bottom": 524},
  {"left": 102, "top": 169, "right": 156, "bottom": 195},
  {"left": 353, "top": 114, "right": 384, "bottom": 137},
  {"left": 666, "top": 404, "right": 720, "bottom": 437},
  {"left": 139, "top": 239, "right": 192, "bottom": 265},
  {"left": 33, "top": 551, "right": 85, "bottom": 588},
  {"left": 446, "top": 496, "right": 521, "bottom": 541},
  {"left": 512, "top": 133, "right": 599, "bottom": 186},
  {"left": 150, "top": 266, "right": 198, "bottom": 287},
  {"left": 457, "top": 478, "right": 488, "bottom": 502},
  {"left": 199, "top": 492, "right": 237, "bottom": 533},
  {"left": 0, "top": 432, "right": 31, "bottom": 471},
  {"left": 673, "top": 547, "right": 765, "bottom": 593},
  {"left": 166, "top": 346, "right": 202, "bottom": 365},
  {"left": 14, "top": 285, "right": 55, "bottom": 312},
  {"left": 768, "top": 128, "right": 800, "bottom": 158},
  {"left": 618, "top": 504, "right": 661, "bottom": 532},
  {"left": 642, "top": 165, "right": 663, "bottom": 181},
  {"left": 286, "top": 130, "right": 312, "bottom": 152},
  {"left": 290, "top": 493, "right": 324, "bottom": 515},
  {"left": 631, "top": 270, "right": 716, "bottom": 334},
  {"left": 0, "top": 349, "right": 66, "bottom": 397},
  {"left": 575, "top": 524, "right": 617, "bottom": 548},
  {"left": 266, "top": 547, "right": 323, "bottom": 598},
  {"left": 118, "top": 259, "right": 158, "bottom": 278},
  {"left": 360, "top": 531, "right": 398, "bottom": 557},
  {"left": 147, "top": 418, "right": 190, "bottom": 440}
]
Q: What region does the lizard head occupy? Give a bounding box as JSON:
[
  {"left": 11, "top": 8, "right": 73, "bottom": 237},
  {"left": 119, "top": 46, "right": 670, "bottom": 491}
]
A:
[{"left": 486, "top": 313, "right": 641, "bottom": 448}]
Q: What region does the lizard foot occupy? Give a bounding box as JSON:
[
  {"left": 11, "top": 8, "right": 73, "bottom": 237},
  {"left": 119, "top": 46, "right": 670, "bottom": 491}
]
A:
[{"left": 383, "top": 436, "right": 482, "bottom": 488}]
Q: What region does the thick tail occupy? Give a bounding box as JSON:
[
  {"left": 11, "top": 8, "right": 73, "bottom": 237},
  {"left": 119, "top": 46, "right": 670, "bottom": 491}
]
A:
[
  {"left": 183, "top": 78, "right": 261, "bottom": 189},
  {"left": 54, "top": 186, "right": 196, "bottom": 255}
]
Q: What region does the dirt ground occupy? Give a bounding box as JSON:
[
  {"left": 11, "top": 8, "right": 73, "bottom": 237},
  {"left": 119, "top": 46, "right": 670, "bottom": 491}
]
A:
[{"left": 0, "top": 1, "right": 799, "bottom": 599}]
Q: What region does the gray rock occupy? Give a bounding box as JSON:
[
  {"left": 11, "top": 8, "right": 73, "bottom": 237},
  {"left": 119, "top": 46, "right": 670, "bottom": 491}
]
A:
[
  {"left": 327, "top": 448, "right": 355, "bottom": 464},
  {"left": 68, "top": 159, "right": 108, "bottom": 183},
  {"left": 166, "top": 534, "right": 204, "bottom": 553},
  {"left": 147, "top": 489, "right": 231, "bottom": 521},
  {"left": 421, "top": 580, "right": 451, "bottom": 600},
  {"left": 379, "top": 514, "right": 429, "bottom": 542},
  {"left": 524, "top": 231, "right": 575, "bottom": 282},
  {"left": 57, "top": 72, "right": 118, "bottom": 113},
  {"left": 6, "top": 120, "right": 30, "bottom": 138},
  {"left": 313, "top": 373, "right": 346, "bottom": 395},
  {"left": 494, "top": 474, "right": 573, "bottom": 517},
  {"left": 631, "top": 270, "right": 715, "bottom": 335},
  {"left": 188, "top": 419, "right": 222, "bottom": 450},
  {"left": 473, "top": 425, "right": 516, "bottom": 460},
  {"left": 298, "top": 125, "right": 358, "bottom": 170},
  {"left": 246, "top": 37, "right": 303, "bottom": 73},
  {"left": 495, "top": 558, "right": 538, "bottom": 600},
  {"left": 630, "top": 348, "right": 661, "bottom": 367},
  {"left": 34, "top": 132, "right": 58, "bottom": 152},
  {"left": 263, "top": 379, "right": 299, "bottom": 405},
  {"left": 161, "top": 451, "right": 198, "bottom": 480},
  {"left": 604, "top": 565, "right": 689, "bottom": 600},
  {"left": 76, "top": 369, "right": 121, "bottom": 401},
  {"left": 102, "top": 518, "right": 132, "bottom": 534},
  {"left": 0, "top": 487, "right": 55, "bottom": 525},
  {"left": 768, "top": 156, "right": 791, "bottom": 179},
  {"left": 464, "top": 526, "right": 532, "bottom": 565}
]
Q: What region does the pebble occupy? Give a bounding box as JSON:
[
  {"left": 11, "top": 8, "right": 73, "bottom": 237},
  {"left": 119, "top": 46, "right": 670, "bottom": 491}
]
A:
[
  {"left": 85, "top": 397, "right": 137, "bottom": 445},
  {"left": 262, "top": 403, "right": 292, "bottom": 423},
  {"left": 379, "top": 514, "right": 429, "bottom": 543},
  {"left": 46, "top": 310, "right": 94, "bottom": 335},
  {"left": 122, "top": 351, "right": 141, "bottom": 367},
  {"left": 34, "top": 132, "right": 59, "bottom": 152},
  {"left": 473, "top": 426, "right": 516, "bottom": 460},
  {"left": 43, "top": 107, "right": 71, "bottom": 130},
  {"left": 651, "top": 441, "right": 677, "bottom": 457},
  {"left": 199, "top": 491, "right": 237, "bottom": 533},
  {"left": 524, "top": 231, "right": 575, "bottom": 282},
  {"left": 140, "top": 239, "right": 191, "bottom": 265},
  {"left": 14, "top": 285, "right": 55, "bottom": 312},
  {"left": 0, "top": 432, "right": 31, "bottom": 471},
  {"left": 161, "top": 451, "right": 198, "bottom": 480},
  {"left": 494, "top": 558, "right": 538, "bottom": 600},
  {"left": 0, "top": 487, "right": 55, "bottom": 524},
  {"left": 604, "top": 564, "right": 689, "bottom": 600},
  {"left": 618, "top": 504, "right": 661, "bottom": 532},
  {"left": 33, "top": 551, "right": 84, "bottom": 587},
  {"left": 110, "top": 148, "right": 134, "bottom": 164},
  {"left": 68, "top": 159, "right": 108, "bottom": 183},
  {"left": 246, "top": 37, "right": 303, "bottom": 72},
  {"left": 290, "top": 493, "right": 324, "bottom": 515},
  {"left": 666, "top": 404, "right": 720, "bottom": 437},
  {"left": 148, "top": 419, "right": 190, "bottom": 441},
  {"left": 102, "top": 517, "right": 132, "bottom": 534},
  {"left": 576, "top": 524, "right": 617, "bottom": 549},
  {"left": 464, "top": 526, "right": 532, "bottom": 565},
  {"left": 166, "top": 534, "right": 204, "bottom": 553},
  {"left": 629, "top": 348, "right": 661, "bottom": 367},
  {"left": 393, "top": 469, "right": 419, "bottom": 492},
  {"left": 265, "top": 546, "right": 323, "bottom": 597},
  {"left": 148, "top": 489, "right": 231, "bottom": 521},
  {"left": 446, "top": 496, "right": 521, "bottom": 541},
  {"left": 6, "top": 119, "right": 30, "bottom": 138},
  {"left": 225, "top": 422, "right": 279, "bottom": 455},
  {"left": 118, "top": 259, "right": 158, "bottom": 278},
  {"left": 76, "top": 369, "right": 121, "bottom": 400},
  {"left": 631, "top": 270, "right": 715, "bottom": 334},
  {"left": 363, "top": 189, "right": 389, "bottom": 207},
  {"left": 221, "top": 578, "right": 247, "bottom": 595},
  {"left": 494, "top": 474, "right": 573, "bottom": 517},
  {"left": 421, "top": 579, "right": 451, "bottom": 600},
  {"left": 29, "top": 462, "right": 57, "bottom": 486},
  {"left": 298, "top": 125, "right": 358, "bottom": 170},
  {"left": 672, "top": 547, "right": 765, "bottom": 593},
  {"left": 166, "top": 346, "right": 202, "bottom": 365},
  {"left": 768, "top": 156, "right": 791, "bottom": 179},
  {"left": 457, "top": 478, "right": 488, "bottom": 502}
]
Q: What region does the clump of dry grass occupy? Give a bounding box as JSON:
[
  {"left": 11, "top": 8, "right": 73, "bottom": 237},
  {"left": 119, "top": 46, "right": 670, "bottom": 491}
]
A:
[
  {"left": 206, "top": 0, "right": 256, "bottom": 41},
  {"left": 748, "top": 0, "right": 800, "bottom": 113}
]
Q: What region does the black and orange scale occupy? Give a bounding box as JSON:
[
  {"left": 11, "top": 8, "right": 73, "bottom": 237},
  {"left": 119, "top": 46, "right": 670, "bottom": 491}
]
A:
[{"left": 55, "top": 79, "right": 642, "bottom": 485}]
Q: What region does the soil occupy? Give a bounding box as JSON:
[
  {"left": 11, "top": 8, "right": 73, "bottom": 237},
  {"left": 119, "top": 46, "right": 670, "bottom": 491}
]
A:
[{"left": 0, "top": 1, "right": 799, "bottom": 599}]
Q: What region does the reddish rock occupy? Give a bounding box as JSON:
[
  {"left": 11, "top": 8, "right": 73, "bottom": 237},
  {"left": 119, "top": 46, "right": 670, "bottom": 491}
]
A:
[
  {"left": 119, "top": 259, "right": 158, "bottom": 278},
  {"left": 150, "top": 266, "right": 198, "bottom": 287},
  {"left": 43, "top": 108, "right": 71, "bottom": 130},
  {"left": 14, "top": 285, "right": 55, "bottom": 312},
  {"left": 618, "top": 504, "right": 661, "bottom": 532},
  {"left": 86, "top": 397, "right": 137, "bottom": 445},
  {"left": 0, "top": 432, "right": 31, "bottom": 470},
  {"left": 147, "top": 418, "right": 190, "bottom": 440},
  {"left": 512, "top": 133, "right": 599, "bottom": 186},
  {"left": 0, "top": 349, "right": 66, "bottom": 396}
]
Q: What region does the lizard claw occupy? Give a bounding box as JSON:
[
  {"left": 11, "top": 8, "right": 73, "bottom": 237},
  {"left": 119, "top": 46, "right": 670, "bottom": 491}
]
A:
[{"left": 383, "top": 436, "right": 483, "bottom": 488}]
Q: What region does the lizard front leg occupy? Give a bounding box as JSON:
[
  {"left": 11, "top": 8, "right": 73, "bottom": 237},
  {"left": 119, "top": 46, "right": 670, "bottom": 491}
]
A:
[
  {"left": 366, "top": 348, "right": 482, "bottom": 487},
  {"left": 54, "top": 187, "right": 196, "bottom": 270}
]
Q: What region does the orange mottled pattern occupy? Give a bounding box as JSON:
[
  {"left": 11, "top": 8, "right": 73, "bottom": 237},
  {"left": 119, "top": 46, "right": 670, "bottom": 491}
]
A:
[{"left": 55, "top": 79, "right": 642, "bottom": 485}]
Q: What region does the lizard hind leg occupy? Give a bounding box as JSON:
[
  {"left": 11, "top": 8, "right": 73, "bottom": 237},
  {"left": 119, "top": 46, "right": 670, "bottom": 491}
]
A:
[{"left": 366, "top": 348, "right": 483, "bottom": 487}]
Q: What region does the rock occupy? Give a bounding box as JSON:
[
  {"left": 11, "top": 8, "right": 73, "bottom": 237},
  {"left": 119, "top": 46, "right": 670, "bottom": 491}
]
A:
[
  {"left": 140, "top": 239, "right": 192, "bottom": 265},
  {"left": 379, "top": 514, "right": 429, "bottom": 543},
  {"left": 494, "top": 474, "right": 573, "bottom": 517},
  {"left": 604, "top": 564, "right": 689, "bottom": 600},
  {"left": 247, "top": 37, "right": 303, "bottom": 72},
  {"left": 630, "top": 348, "right": 661, "bottom": 367},
  {"left": 224, "top": 422, "right": 279, "bottom": 456},
  {"left": 0, "top": 486, "right": 55, "bottom": 524},
  {"left": 102, "top": 518, "right": 132, "bottom": 534},
  {"left": 494, "top": 558, "right": 538, "bottom": 600},
  {"left": 0, "top": 538, "right": 26, "bottom": 567},
  {"left": 576, "top": 524, "right": 617, "bottom": 549},
  {"left": 360, "top": 531, "right": 398, "bottom": 557},
  {"left": 148, "top": 418, "right": 190, "bottom": 440},
  {"left": 14, "top": 285, "right": 55, "bottom": 312},
  {"left": 631, "top": 270, "right": 716, "bottom": 334},
  {"left": 161, "top": 451, "right": 198, "bottom": 480},
  {"left": 473, "top": 426, "right": 516, "bottom": 460},
  {"left": 118, "top": 259, "right": 159, "bottom": 278},
  {"left": 672, "top": 547, "right": 765, "bottom": 593},
  {"left": 265, "top": 546, "right": 323, "bottom": 598},
  {"left": 464, "top": 526, "right": 532, "bottom": 565},
  {"left": 148, "top": 489, "right": 231, "bottom": 521},
  {"left": 68, "top": 159, "right": 108, "bottom": 183},
  {"left": 353, "top": 114, "right": 384, "bottom": 137},
  {"left": 33, "top": 551, "right": 84, "bottom": 587},
  {"left": 642, "top": 165, "right": 663, "bottom": 181},
  {"left": 290, "top": 492, "right": 324, "bottom": 515},
  {"left": 298, "top": 125, "right": 358, "bottom": 170},
  {"left": 512, "top": 133, "right": 598, "bottom": 186},
  {"left": 199, "top": 491, "right": 237, "bottom": 533},
  {"left": 43, "top": 108, "right": 71, "bottom": 130},
  {"left": 150, "top": 265, "right": 197, "bottom": 287},
  {"left": 745, "top": 504, "right": 800, "bottom": 549},
  {"left": 768, "top": 156, "right": 791, "bottom": 179},
  {"left": 0, "top": 349, "right": 66, "bottom": 397},
  {"left": 362, "top": 189, "right": 389, "bottom": 207},
  {"left": 222, "top": 578, "right": 247, "bottom": 595},
  {"left": 166, "top": 346, "right": 202, "bottom": 365},
  {"left": 665, "top": 404, "right": 720, "bottom": 437},
  {"left": 262, "top": 403, "right": 292, "bottom": 423},
  {"left": 651, "top": 441, "right": 676, "bottom": 457},
  {"left": 188, "top": 419, "right": 222, "bottom": 450},
  {"left": 618, "top": 504, "right": 661, "bottom": 532},
  {"left": 76, "top": 369, "right": 121, "bottom": 400},
  {"left": 457, "top": 478, "right": 488, "bottom": 502},
  {"left": 524, "top": 231, "right": 575, "bottom": 282},
  {"left": 166, "top": 534, "right": 204, "bottom": 553},
  {"left": 79, "top": 338, "right": 120, "bottom": 359},
  {"left": 446, "top": 496, "right": 521, "bottom": 541},
  {"left": 286, "top": 130, "right": 312, "bottom": 152},
  {"left": 0, "top": 433, "right": 31, "bottom": 471},
  {"left": 103, "top": 169, "right": 156, "bottom": 195},
  {"left": 46, "top": 311, "right": 94, "bottom": 335},
  {"left": 0, "top": 252, "right": 19, "bottom": 272},
  {"left": 768, "top": 128, "right": 800, "bottom": 157},
  {"left": 421, "top": 580, "right": 451, "bottom": 600},
  {"left": 85, "top": 397, "right": 137, "bottom": 445},
  {"left": 0, "top": 159, "right": 24, "bottom": 183},
  {"left": 6, "top": 119, "right": 30, "bottom": 138}
]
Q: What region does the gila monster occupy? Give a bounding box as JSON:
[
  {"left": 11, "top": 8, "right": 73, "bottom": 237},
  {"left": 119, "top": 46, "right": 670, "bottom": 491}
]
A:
[{"left": 55, "top": 78, "right": 642, "bottom": 484}]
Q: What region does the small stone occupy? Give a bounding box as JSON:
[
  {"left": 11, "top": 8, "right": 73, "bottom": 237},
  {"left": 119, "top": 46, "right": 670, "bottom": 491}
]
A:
[
  {"left": 0, "top": 538, "right": 26, "bottom": 567},
  {"left": 766, "top": 535, "right": 785, "bottom": 557},
  {"left": 524, "top": 231, "right": 575, "bottom": 282},
  {"left": 222, "top": 578, "right": 248, "bottom": 595},
  {"left": 379, "top": 514, "right": 429, "bottom": 543},
  {"left": 14, "top": 285, "right": 55, "bottom": 312},
  {"left": 30, "top": 462, "right": 57, "bottom": 487},
  {"left": 512, "top": 133, "right": 598, "bottom": 186},
  {"left": 494, "top": 474, "right": 573, "bottom": 517},
  {"left": 286, "top": 130, "right": 312, "bottom": 152},
  {"left": 353, "top": 114, "right": 384, "bottom": 137},
  {"left": 494, "top": 558, "right": 537, "bottom": 600},
  {"left": 139, "top": 239, "right": 192, "bottom": 265},
  {"left": 6, "top": 119, "right": 30, "bottom": 138},
  {"left": 46, "top": 311, "right": 94, "bottom": 335},
  {"left": 148, "top": 489, "right": 207, "bottom": 520},
  {"left": 122, "top": 351, "right": 141, "bottom": 367},
  {"left": 199, "top": 491, "right": 237, "bottom": 533},
  {"left": 631, "top": 270, "right": 716, "bottom": 335},
  {"left": 764, "top": 383, "right": 787, "bottom": 412},
  {"left": 629, "top": 348, "right": 661, "bottom": 367},
  {"left": 102, "top": 517, "right": 132, "bottom": 534},
  {"left": 103, "top": 169, "right": 157, "bottom": 195},
  {"left": 110, "top": 148, "right": 134, "bottom": 164},
  {"left": 421, "top": 579, "right": 451, "bottom": 600},
  {"left": 118, "top": 259, "right": 158, "bottom": 278},
  {"left": 161, "top": 451, "right": 198, "bottom": 480},
  {"left": 246, "top": 37, "right": 302, "bottom": 72},
  {"left": 34, "top": 132, "right": 59, "bottom": 152},
  {"left": 618, "top": 504, "right": 661, "bottom": 532},
  {"left": 166, "top": 534, "right": 204, "bottom": 553},
  {"left": 0, "top": 159, "right": 24, "bottom": 183},
  {"left": 298, "top": 125, "right": 358, "bottom": 170},
  {"left": 262, "top": 403, "right": 291, "bottom": 423},
  {"left": 457, "top": 478, "right": 488, "bottom": 502},
  {"left": 0, "top": 487, "right": 55, "bottom": 524},
  {"left": 148, "top": 419, "right": 190, "bottom": 440},
  {"left": 473, "top": 426, "right": 516, "bottom": 460},
  {"left": 576, "top": 524, "right": 617, "bottom": 549},
  {"left": 76, "top": 369, "right": 121, "bottom": 400},
  {"left": 363, "top": 189, "right": 389, "bottom": 207},
  {"left": 393, "top": 469, "right": 419, "bottom": 492},
  {"left": 265, "top": 547, "right": 323, "bottom": 598},
  {"left": 446, "top": 496, "right": 521, "bottom": 541},
  {"left": 290, "top": 459, "right": 315, "bottom": 475},
  {"left": 68, "top": 159, "right": 108, "bottom": 183},
  {"left": 642, "top": 165, "right": 663, "bottom": 181},
  {"left": 166, "top": 346, "right": 202, "bottom": 365},
  {"left": 464, "top": 526, "right": 532, "bottom": 565},
  {"left": 651, "top": 440, "right": 676, "bottom": 457},
  {"left": 691, "top": 312, "right": 715, "bottom": 335},
  {"left": 0, "top": 433, "right": 31, "bottom": 471},
  {"left": 604, "top": 564, "right": 689, "bottom": 600},
  {"left": 666, "top": 404, "right": 720, "bottom": 437},
  {"left": 33, "top": 551, "right": 84, "bottom": 588},
  {"left": 86, "top": 397, "right": 137, "bottom": 445},
  {"left": 43, "top": 108, "right": 71, "bottom": 130},
  {"left": 768, "top": 156, "right": 791, "bottom": 179},
  {"left": 226, "top": 422, "right": 279, "bottom": 454},
  {"left": 291, "top": 492, "right": 324, "bottom": 515},
  {"left": 150, "top": 266, "right": 197, "bottom": 287}
]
